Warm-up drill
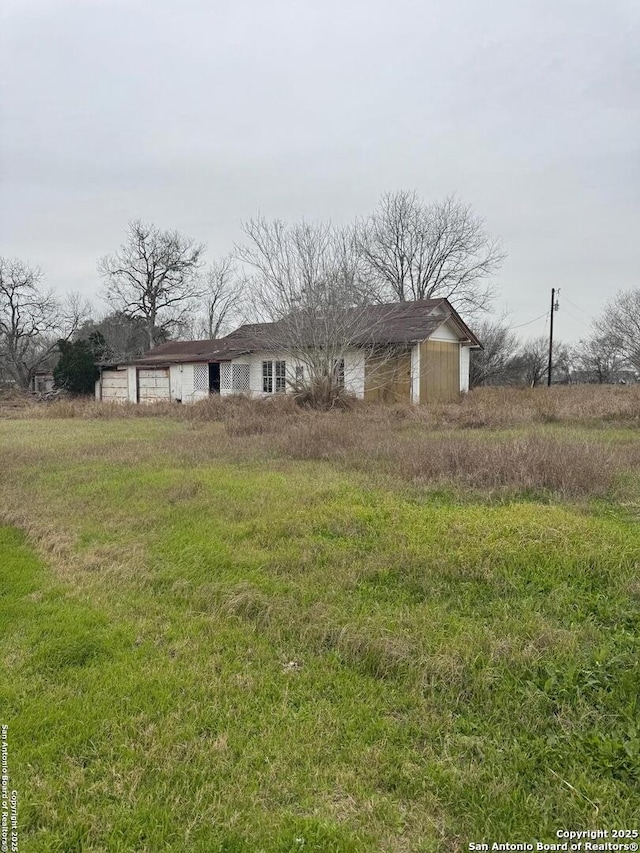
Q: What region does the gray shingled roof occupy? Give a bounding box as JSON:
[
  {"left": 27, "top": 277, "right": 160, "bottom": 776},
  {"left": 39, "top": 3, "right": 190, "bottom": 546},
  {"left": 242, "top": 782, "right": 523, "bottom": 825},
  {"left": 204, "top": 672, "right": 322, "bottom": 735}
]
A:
[
  {"left": 133, "top": 338, "right": 253, "bottom": 365},
  {"left": 131, "top": 299, "right": 480, "bottom": 365}
]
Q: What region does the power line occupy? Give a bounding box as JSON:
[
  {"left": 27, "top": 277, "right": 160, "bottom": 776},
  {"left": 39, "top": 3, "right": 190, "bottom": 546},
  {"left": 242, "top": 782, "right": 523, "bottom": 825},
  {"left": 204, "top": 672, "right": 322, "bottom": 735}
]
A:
[
  {"left": 562, "top": 294, "right": 594, "bottom": 322},
  {"left": 559, "top": 304, "right": 591, "bottom": 332},
  {"left": 509, "top": 311, "right": 549, "bottom": 330}
]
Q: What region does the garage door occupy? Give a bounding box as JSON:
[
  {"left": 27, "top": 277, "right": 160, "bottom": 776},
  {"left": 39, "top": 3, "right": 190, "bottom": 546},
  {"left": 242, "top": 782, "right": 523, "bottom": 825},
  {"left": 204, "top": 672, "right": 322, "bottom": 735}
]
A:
[
  {"left": 137, "top": 368, "right": 170, "bottom": 402},
  {"left": 101, "top": 369, "right": 129, "bottom": 402},
  {"left": 364, "top": 352, "right": 412, "bottom": 403},
  {"left": 419, "top": 341, "right": 460, "bottom": 403}
]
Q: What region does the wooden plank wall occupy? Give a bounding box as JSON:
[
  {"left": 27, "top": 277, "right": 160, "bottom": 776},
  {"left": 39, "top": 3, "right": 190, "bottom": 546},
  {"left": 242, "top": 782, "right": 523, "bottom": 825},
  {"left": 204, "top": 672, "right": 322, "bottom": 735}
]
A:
[
  {"left": 137, "top": 368, "right": 171, "bottom": 403},
  {"left": 101, "top": 370, "right": 129, "bottom": 402},
  {"left": 419, "top": 341, "right": 460, "bottom": 403},
  {"left": 364, "top": 351, "right": 412, "bottom": 403}
]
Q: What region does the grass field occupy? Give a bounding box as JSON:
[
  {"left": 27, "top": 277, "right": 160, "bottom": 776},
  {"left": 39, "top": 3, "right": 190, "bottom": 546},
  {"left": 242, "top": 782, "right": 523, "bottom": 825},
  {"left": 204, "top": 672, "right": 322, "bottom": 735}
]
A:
[{"left": 1, "top": 388, "right": 639, "bottom": 851}]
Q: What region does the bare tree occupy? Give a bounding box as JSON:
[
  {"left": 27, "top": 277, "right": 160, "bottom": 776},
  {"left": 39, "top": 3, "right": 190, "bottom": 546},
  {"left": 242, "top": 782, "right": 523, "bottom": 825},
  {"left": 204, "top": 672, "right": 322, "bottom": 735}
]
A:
[
  {"left": 195, "top": 256, "right": 244, "bottom": 339},
  {"left": 595, "top": 288, "right": 640, "bottom": 375},
  {"left": 237, "top": 217, "right": 385, "bottom": 406},
  {"left": 99, "top": 220, "right": 205, "bottom": 350},
  {"left": 0, "top": 257, "right": 89, "bottom": 389},
  {"left": 469, "top": 318, "right": 520, "bottom": 387},
  {"left": 513, "top": 336, "right": 550, "bottom": 387},
  {"left": 573, "top": 333, "right": 625, "bottom": 384},
  {"left": 357, "top": 191, "right": 505, "bottom": 314},
  {"left": 551, "top": 341, "right": 573, "bottom": 384},
  {"left": 509, "top": 336, "right": 572, "bottom": 386}
]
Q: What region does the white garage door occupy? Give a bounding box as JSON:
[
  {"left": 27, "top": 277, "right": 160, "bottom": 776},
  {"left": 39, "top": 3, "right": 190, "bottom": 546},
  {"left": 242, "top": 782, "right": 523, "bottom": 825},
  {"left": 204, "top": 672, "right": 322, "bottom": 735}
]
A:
[
  {"left": 137, "top": 368, "right": 171, "bottom": 402},
  {"left": 101, "top": 369, "right": 129, "bottom": 402}
]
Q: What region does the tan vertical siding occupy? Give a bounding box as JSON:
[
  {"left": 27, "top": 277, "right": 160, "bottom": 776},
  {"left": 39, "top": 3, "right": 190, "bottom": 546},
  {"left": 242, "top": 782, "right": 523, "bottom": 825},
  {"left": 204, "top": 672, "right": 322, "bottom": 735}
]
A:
[
  {"left": 364, "top": 351, "right": 412, "bottom": 403},
  {"left": 419, "top": 341, "right": 460, "bottom": 403}
]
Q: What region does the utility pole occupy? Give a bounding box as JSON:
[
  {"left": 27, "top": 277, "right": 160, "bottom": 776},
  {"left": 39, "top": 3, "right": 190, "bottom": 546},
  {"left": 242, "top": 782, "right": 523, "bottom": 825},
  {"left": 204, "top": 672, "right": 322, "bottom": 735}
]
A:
[{"left": 547, "top": 288, "right": 560, "bottom": 386}]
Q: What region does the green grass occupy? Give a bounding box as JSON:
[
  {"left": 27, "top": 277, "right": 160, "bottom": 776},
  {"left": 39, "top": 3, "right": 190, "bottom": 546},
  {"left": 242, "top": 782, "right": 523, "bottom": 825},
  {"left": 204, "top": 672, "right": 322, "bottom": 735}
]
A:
[{"left": 1, "top": 416, "right": 639, "bottom": 851}]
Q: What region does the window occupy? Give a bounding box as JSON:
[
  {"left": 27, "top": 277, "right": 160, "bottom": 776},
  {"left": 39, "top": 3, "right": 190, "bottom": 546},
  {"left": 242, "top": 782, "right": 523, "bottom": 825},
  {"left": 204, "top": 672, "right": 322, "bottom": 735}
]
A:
[
  {"left": 295, "top": 365, "right": 304, "bottom": 384},
  {"left": 262, "top": 360, "right": 286, "bottom": 393},
  {"left": 262, "top": 360, "right": 273, "bottom": 393},
  {"left": 334, "top": 358, "right": 345, "bottom": 388}
]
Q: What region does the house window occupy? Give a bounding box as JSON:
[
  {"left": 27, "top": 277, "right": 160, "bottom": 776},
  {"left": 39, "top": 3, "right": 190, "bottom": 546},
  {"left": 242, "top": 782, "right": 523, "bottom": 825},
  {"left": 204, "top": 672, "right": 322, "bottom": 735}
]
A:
[
  {"left": 295, "top": 365, "right": 304, "bottom": 383},
  {"left": 262, "top": 360, "right": 273, "bottom": 393},
  {"left": 334, "top": 359, "right": 345, "bottom": 388},
  {"left": 262, "top": 360, "right": 286, "bottom": 393}
]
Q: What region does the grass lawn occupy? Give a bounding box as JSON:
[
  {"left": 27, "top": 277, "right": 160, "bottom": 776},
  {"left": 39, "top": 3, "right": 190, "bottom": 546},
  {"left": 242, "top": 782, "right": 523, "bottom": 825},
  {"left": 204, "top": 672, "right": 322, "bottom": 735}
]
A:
[{"left": 1, "top": 400, "right": 639, "bottom": 851}]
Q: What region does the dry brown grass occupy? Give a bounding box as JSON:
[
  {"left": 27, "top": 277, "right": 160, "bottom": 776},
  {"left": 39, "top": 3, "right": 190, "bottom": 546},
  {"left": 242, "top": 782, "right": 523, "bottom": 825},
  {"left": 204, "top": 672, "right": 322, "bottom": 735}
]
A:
[
  {"left": 0, "top": 387, "right": 40, "bottom": 412},
  {"left": 3, "top": 386, "right": 639, "bottom": 500},
  {"left": 3, "top": 383, "right": 639, "bottom": 427},
  {"left": 434, "top": 384, "right": 640, "bottom": 427},
  {"left": 275, "top": 425, "right": 635, "bottom": 497}
]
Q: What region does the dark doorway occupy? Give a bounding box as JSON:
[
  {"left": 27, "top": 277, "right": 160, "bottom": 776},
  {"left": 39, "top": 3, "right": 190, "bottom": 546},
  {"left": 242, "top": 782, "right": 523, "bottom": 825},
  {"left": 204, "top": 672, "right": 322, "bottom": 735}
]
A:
[{"left": 208, "top": 363, "right": 220, "bottom": 394}]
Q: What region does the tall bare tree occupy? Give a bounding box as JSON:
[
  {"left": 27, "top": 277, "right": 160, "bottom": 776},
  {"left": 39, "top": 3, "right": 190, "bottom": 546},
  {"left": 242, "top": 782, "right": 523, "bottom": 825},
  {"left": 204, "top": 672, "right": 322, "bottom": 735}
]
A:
[
  {"left": 196, "top": 255, "right": 244, "bottom": 339},
  {"left": 99, "top": 220, "right": 205, "bottom": 350},
  {"left": 469, "top": 318, "right": 520, "bottom": 387},
  {"left": 357, "top": 191, "right": 504, "bottom": 314},
  {"left": 510, "top": 336, "right": 572, "bottom": 386},
  {"left": 236, "top": 217, "right": 384, "bottom": 406},
  {"left": 513, "top": 336, "right": 551, "bottom": 387},
  {"left": 0, "top": 257, "right": 88, "bottom": 389},
  {"left": 595, "top": 288, "right": 640, "bottom": 374},
  {"left": 573, "top": 333, "right": 625, "bottom": 384}
]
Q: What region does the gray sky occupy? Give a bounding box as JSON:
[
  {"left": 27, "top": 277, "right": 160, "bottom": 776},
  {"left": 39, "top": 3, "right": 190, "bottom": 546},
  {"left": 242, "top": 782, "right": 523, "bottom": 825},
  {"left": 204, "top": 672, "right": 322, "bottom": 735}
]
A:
[{"left": 2, "top": 0, "right": 639, "bottom": 343}]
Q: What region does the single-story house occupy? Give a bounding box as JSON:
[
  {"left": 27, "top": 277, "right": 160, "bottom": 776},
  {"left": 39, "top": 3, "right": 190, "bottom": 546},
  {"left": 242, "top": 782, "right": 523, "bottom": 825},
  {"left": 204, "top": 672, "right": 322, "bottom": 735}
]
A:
[{"left": 95, "top": 299, "right": 481, "bottom": 405}]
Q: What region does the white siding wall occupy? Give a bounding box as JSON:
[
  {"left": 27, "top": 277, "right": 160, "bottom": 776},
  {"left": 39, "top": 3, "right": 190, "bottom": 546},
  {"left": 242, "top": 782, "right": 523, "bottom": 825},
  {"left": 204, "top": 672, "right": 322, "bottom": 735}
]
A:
[
  {"left": 460, "top": 346, "right": 471, "bottom": 393},
  {"left": 224, "top": 349, "right": 366, "bottom": 399},
  {"left": 344, "top": 349, "right": 365, "bottom": 398},
  {"left": 411, "top": 344, "right": 420, "bottom": 403},
  {"left": 127, "top": 366, "right": 137, "bottom": 403},
  {"left": 429, "top": 319, "right": 459, "bottom": 342},
  {"left": 169, "top": 365, "right": 183, "bottom": 402},
  {"left": 180, "top": 364, "right": 199, "bottom": 403}
]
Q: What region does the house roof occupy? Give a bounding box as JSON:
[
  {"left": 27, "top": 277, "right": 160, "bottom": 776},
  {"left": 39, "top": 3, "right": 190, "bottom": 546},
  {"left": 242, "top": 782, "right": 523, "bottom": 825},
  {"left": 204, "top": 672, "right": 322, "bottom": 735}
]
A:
[
  {"left": 132, "top": 337, "right": 253, "bottom": 366},
  {"left": 130, "top": 299, "right": 481, "bottom": 365}
]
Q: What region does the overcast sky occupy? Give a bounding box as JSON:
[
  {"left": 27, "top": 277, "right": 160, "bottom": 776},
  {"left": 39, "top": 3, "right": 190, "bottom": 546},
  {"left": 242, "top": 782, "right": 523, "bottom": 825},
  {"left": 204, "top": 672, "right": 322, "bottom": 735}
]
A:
[{"left": 1, "top": 0, "right": 639, "bottom": 342}]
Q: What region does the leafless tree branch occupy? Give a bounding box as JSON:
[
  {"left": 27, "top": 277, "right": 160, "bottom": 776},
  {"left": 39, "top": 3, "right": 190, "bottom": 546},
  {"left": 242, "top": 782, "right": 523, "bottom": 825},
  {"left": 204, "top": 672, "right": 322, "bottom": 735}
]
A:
[
  {"left": 356, "top": 191, "right": 505, "bottom": 316},
  {"left": 0, "top": 258, "right": 89, "bottom": 389},
  {"left": 99, "top": 220, "right": 205, "bottom": 349},
  {"left": 192, "top": 255, "right": 245, "bottom": 339},
  {"left": 236, "top": 217, "right": 389, "bottom": 406},
  {"left": 595, "top": 288, "right": 640, "bottom": 374}
]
